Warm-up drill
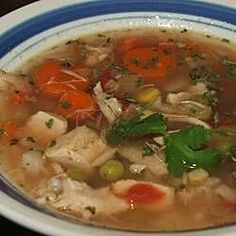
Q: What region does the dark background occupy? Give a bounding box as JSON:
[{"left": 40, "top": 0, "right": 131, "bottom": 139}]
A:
[{"left": 1, "top": 2, "right": 44, "bottom": 236}]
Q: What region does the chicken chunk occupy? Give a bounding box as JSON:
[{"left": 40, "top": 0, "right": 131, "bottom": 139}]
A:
[
  {"left": 118, "top": 142, "right": 168, "bottom": 176},
  {"left": 37, "top": 176, "right": 129, "bottom": 220},
  {"left": 24, "top": 111, "right": 68, "bottom": 146},
  {"left": 93, "top": 82, "right": 122, "bottom": 123},
  {"left": 112, "top": 179, "right": 175, "bottom": 211},
  {"left": 44, "top": 126, "right": 114, "bottom": 173}
]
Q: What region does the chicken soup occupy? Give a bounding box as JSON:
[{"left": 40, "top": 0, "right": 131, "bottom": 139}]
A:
[{"left": 0, "top": 28, "right": 236, "bottom": 231}]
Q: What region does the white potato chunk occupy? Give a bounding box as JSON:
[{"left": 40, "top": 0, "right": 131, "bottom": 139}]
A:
[
  {"left": 24, "top": 111, "right": 68, "bottom": 146},
  {"left": 112, "top": 179, "right": 175, "bottom": 211},
  {"left": 44, "top": 126, "right": 113, "bottom": 173}
]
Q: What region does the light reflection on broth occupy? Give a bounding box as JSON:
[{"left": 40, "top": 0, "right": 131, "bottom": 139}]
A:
[{"left": 0, "top": 28, "right": 236, "bottom": 231}]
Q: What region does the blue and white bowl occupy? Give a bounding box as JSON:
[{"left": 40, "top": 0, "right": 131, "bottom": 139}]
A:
[{"left": 0, "top": 0, "right": 235, "bottom": 235}]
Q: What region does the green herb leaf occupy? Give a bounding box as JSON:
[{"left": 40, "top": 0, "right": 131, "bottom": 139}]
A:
[
  {"left": 142, "top": 142, "right": 158, "bottom": 156},
  {"left": 106, "top": 113, "right": 166, "bottom": 146},
  {"left": 9, "top": 139, "right": 18, "bottom": 146},
  {"left": 0, "top": 128, "right": 6, "bottom": 138},
  {"left": 26, "top": 136, "right": 36, "bottom": 143},
  {"left": 60, "top": 101, "right": 71, "bottom": 109},
  {"left": 189, "top": 66, "right": 220, "bottom": 89},
  {"left": 49, "top": 140, "right": 56, "bottom": 147},
  {"left": 165, "top": 126, "right": 222, "bottom": 176}
]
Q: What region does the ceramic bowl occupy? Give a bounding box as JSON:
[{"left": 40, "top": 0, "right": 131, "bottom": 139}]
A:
[{"left": 0, "top": 1, "right": 235, "bottom": 235}]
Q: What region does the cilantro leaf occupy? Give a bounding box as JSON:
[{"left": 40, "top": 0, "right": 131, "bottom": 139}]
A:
[
  {"left": 106, "top": 113, "right": 166, "bottom": 146},
  {"left": 165, "top": 126, "right": 222, "bottom": 176}
]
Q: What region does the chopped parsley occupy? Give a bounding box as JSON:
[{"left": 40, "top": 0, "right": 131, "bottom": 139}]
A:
[
  {"left": 219, "top": 58, "right": 236, "bottom": 77},
  {"left": 142, "top": 142, "right": 158, "bottom": 156},
  {"left": 60, "top": 101, "right": 71, "bottom": 109},
  {"left": 221, "top": 38, "right": 230, "bottom": 43},
  {"left": 189, "top": 66, "right": 221, "bottom": 92},
  {"left": 26, "top": 136, "right": 36, "bottom": 143},
  {"left": 180, "top": 28, "right": 188, "bottom": 33},
  {"left": 123, "top": 93, "right": 136, "bottom": 103},
  {"left": 191, "top": 53, "right": 206, "bottom": 62},
  {"left": 85, "top": 206, "right": 96, "bottom": 215},
  {"left": 0, "top": 128, "right": 6, "bottom": 138},
  {"left": 203, "top": 90, "right": 219, "bottom": 107},
  {"left": 45, "top": 118, "right": 54, "bottom": 129},
  {"left": 130, "top": 57, "right": 140, "bottom": 66},
  {"left": 49, "top": 140, "right": 56, "bottom": 147},
  {"left": 9, "top": 139, "right": 18, "bottom": 145}
]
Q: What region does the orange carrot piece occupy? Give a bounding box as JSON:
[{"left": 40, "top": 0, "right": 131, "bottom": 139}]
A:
[
  {"left": 35, "top": 60, "right": 90, "bottom": 98},
  {"left": 9, "top": 91, "right": 26, "bottom": 105},
  {"left": 1, "top": 121, "right": 18, "bottom": 141},
  {"left": 57, "top": 90, "right": 97, "bottom": 122},
  {"left": 123, "top": 47, "right": 176, "bottom": 78},
  {"left": 117, "top": 37, "right": 147, "bottom": 54}
]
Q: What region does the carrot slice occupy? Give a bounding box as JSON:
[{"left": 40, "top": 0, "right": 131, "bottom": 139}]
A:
[
  {"left": 0, "top": 121, "right": 19, "bottom": 141},
  {"left": 9, "top": 91, "right": 27, "bottom": 105},
  {"left": 57, "top": 90, "right": 97, "bottom": 122},
  {"left": 123, "top": 46, "right": 176, "bottom": 78},
  {"left": 35, "top": 60, "right": 90, "bottom": 98},
  {"left": 116, "top": 37, "right": 147, "bottom": 55}
]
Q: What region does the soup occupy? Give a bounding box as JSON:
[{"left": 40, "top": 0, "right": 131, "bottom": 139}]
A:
[{"left": 1, "top": 28, "right": 236, "bottom": 231}]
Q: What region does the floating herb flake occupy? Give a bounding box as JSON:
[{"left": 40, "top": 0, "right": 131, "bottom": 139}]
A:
[
  {"left": 45, "top": 118, "right": 54, "bottom": 129},
  {"left": 26, "top": 137, "right": 36, "bottom": 143},
  {"left": 142, "top": 141, "right": 158, "bottom": 156},
  {"left": 61, "top": 101, "right": 71, "bottom": 109},
  {"left": 49, "top": 140, "right": 56, "bottom": 147},
  {"left": 0, "top": 128, "right": 5, "bottom": 138},
  {"left": 9, "top": 139, "right": 18, "bottom": 145}
]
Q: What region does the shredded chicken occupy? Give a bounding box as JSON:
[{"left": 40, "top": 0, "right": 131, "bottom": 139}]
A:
[
  {"left": 177, "top": 177, "right": 222, "bottom": 205},
  {"left": 93, "top": 82, "right": 122, "bottom": 123},
  {"left": 118, "top": 141, "right": 168, "bottom": 176},
  {"left": 84, "top": 45, "right": 112, "bottom": 67},
  {"left": 37, "top": 175, "right": 129, "bottom": 220},
  {"left": 153, "top": 96, "right": 185, "bottom": 114},
  {"left": 166, "top": 82, "right": 208, "bottom": 105},
  {"left": 163, "top": 113, "right": 211, "bottom": 129}
]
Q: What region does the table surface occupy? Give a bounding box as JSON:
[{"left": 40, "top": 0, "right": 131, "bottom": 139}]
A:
[{"left": 0, "top": 1, "right": 43, "bottom": 235}]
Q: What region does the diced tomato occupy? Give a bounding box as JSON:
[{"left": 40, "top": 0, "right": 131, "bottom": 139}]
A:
[
  {"left": 125, "top": 183, "right": 165, "bottom": 204},
  {"left": 99, "top": 69, "right": 111, "bottom": 86}
]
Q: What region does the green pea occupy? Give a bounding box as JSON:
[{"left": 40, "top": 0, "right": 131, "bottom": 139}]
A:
[{"left": 99, "top": 159, "right": 125, "bottom": 182}]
